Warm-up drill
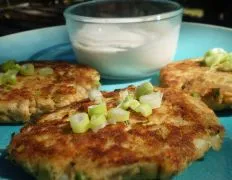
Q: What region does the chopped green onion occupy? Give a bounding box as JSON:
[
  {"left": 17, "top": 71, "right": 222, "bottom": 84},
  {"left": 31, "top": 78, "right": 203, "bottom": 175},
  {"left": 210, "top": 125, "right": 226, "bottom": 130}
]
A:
[
  {"left": 1, "top": 60, "right": 20, "bottom": 72},
  {"left": 108, "top": 118, "right": 117, "bottom": 124},
  {"left": 128, "top": 99, "right": 140, "bottom": 111},
  {"left": 2, "top": 69, "right": 18, "bottom": 85},
  {"left": 20, "top": 63, "right": 34, "bottom": 76},
  {"left": 89, "top": 114, "right": 107, "bottom": 132},
  {"left": 135, "top": 82, "right": 153, "bottom": 99},
  {"left": 217, "top": 61, "right": 232, "bottom": 72},
  {"left": 216, "top": 53, "right": 232, "bottom": 71},
  {"left": 119, "top": 90, "right": 129, "bottom": 102},
  {"left": 94, "top": 81, "right": 101, "bottom": 88},
  {"left": 203, "top": 48, "right": 227, "bottom": 67},
  {"left": 75, "top": 172, "right": 88, "bottom": 180},
  {"left": 203, "top": 48, "right": 232, "bottom": 71},
  {"left": 0, "top": 73, "right": 4, "bottom": 85},
  {"left": 120, "top": 94, "right": 135, "bottom": 110},
  {"left": 39, "top": 67, "right": 54, "bottom": 76},
  {"left": 204, "top": 54, "right": 226, "bottom": 67},
  {"left": 107, "top": 108, "right": 130, "bottom": 122},
  {"left": 139, "top": 92, "right": 163, "bottom": 109},
  {"left": 191, "top": 92, "right": 200, "bottom": 98},
  {"left": 124, "top": 120, "right": 130, "bottom": 126},
  {"left": 135, "top": 104, "right": 152, "bottom": 117},
  {"left": 204, "top": 48, "right": 227, "bottom": 57},
  {"left": 69, "top": 113, "right": 90, "bottom": 133},
  {"left": 88, "top": 89, "right": 103, "bottom": 103},
  {"left": 88, "top": 103, "right": 107, "bottom": 116}
]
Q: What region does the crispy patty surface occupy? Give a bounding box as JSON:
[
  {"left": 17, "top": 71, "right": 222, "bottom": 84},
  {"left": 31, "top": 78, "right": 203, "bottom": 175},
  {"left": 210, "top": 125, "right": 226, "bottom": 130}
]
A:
[
  {"left": 160, "top": 59, "right": 232, "bottom": 110},
  {"left": 0, "top": 61, "right": 100, "bottom": 123},
  {"left": 8, "top": 86, "right": 224, "bottom": 180}
]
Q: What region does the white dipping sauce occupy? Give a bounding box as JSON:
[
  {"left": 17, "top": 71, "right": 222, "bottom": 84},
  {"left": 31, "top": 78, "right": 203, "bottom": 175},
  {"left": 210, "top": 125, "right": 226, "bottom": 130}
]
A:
[{"left": 72, "top": 22, "right": 180, "bottom": 79}]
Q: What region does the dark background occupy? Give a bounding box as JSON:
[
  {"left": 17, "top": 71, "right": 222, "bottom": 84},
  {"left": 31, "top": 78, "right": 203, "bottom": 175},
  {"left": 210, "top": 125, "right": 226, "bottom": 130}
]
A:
[{"left": 0, "top": 0, "right": 232, "bottom": 36}]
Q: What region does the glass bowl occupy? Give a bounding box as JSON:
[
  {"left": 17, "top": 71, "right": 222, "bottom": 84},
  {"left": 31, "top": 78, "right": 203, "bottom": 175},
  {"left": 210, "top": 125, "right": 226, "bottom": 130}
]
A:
[{"left": 64, "top": 0, "right": 183, "bottom": 79}]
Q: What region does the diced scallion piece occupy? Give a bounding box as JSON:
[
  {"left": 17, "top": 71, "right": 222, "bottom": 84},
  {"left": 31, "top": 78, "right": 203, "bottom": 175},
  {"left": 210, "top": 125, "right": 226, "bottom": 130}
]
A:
[
  {"left": 88, "top": 103, "right": 107, "bottom": 116},
  {"left": 89, "top": 114, "right": 107, "bottom": 132},
  {"left": 2, "top": 69, "right": 19, "bottom": 85},
  {"left": 39, "top": 67, "right": 54, "bottom": 76},
  {"left": 217, "top": 61, "right": 232, "bottom": 71},
  {"left": 204, "top": 54, "right": 226, "bottom": 67},
  {"left": 202, "top": 48, "right": 232, "bottom": 71},
  {"left": 88, "top": 89, "right": 103, "bottom": 103},
  {"left": 191, "top": 92, "right": 200, "bottom": 98},
  {"left": 0, "top": 73, "right": 4, "bottom": 85},
  {"left": 75, "top": 172, "right": 88, "bottom": 180},
  {"left": 204, "top": 48, "right": 227, "bottom": 67},
  {"left": 69, "top": 113, "right": 90, "bottom": 133},
  {"left": 135, "top": 104, "right": 152, "bottom": 117},
  {"left": 119, "top": 90, "right": 129, "bottom": 102},
  {"left": 120, "top": 97, "right": 140, "bottom": 111},
  {"left": 107, "top": 108, "right": 130, "bottom": 122},
  {"left": 139, "top": 92, "right": 163, "bottom": 109},
  {"left": 124, "top": 120, "right": 130, "bottom": 126},
  {"left": 129, "top": 99, "right": 140, "bottom": 111},
  {"left": 1, "top": 60, "right": 20, "bottom": 72},
  {"left": 20, "top": 63, "right": 35, "bottom": 76},
  {"left": 216, "top": 53, "right": 232, "bottom": 71},
  {"left": 94, "top": 80, "right": 101, "bottom": 88},
  {"left": 135, "top": 82, "right": 153, "bottom": 99},
  {"left": 120, "top": 94, "right": 135, "bottom": 110},
  {"left": 204, "top": 48, "right": 227, "bottom": 57},
  {"left": 107, "top": 118, "right": 117, "bottom": 124}
]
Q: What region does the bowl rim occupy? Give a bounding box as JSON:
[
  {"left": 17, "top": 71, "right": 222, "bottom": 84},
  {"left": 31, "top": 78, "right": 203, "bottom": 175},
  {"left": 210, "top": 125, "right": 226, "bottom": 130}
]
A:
[{"left": 64, "top": 0, "right": 183, "bottom": 24}]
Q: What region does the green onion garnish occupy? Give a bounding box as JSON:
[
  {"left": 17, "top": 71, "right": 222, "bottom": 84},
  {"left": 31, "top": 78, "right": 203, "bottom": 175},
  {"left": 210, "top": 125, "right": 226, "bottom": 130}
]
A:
[
  {"left": 191, "top": 92, "right": 200, "bottom": 98},
  {"left": 88, "top": 89, "right": 103, "bottom": 103},
  {"left": 69, "top": 113, "right": 90, "bottom": 133},
  {"left": 119, "top": 90, "right": 129, "bottom": 101},
  {"left": 88, "top": 103, "right": 107, "bottom": 117},
  {"left": 75, "top": 172, "right": 88, "bottom": 180},
  {"left": 0, "top": 73, "right": 4, "bottom": 85},
  {"left": 1, "top": 60, "right": 20, "bottom": 72},
  {"left": 20, "top": 63, "right": 35, "bottom": 76},
  {"left": 135, "top": 104, "right": 152, "bottom": 117},
  {"left": 124, "top": 120, "right": 130, "bottom": 126},
  {"left": 2, "top": 69, "right": 19, "bottom": 85},
  {"left": 204, "top": 48, "right": 227, "bottom": 58},
  {"left": 135, "top": 82, "right": 153, "bottom": 99},
  {"left": 107, "top": 108, "right": 130, "bottom": 122},
  {"left": 90, "top": 114, "right": 107, "bottom": 132},
  {"left": 128, "top": 99, "right": 140, "bottom": 111},
  {"left": 139, "top": 92, "right": 163, "bottom": 109},
  {"left": 39, "top": 67, "right": 54, "bottom": 76},
  {"left": 120, "top": 94, "right": 135, "bottom": 110},
  {"left": 203, "top": 48, "right": 232, "bottom": 71}
]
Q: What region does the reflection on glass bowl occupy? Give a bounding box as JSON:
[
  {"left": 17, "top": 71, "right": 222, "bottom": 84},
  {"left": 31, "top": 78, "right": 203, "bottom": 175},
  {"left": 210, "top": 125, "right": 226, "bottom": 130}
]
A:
[{"left": 64, "top": 0, "right": 183, "bottom": 79}]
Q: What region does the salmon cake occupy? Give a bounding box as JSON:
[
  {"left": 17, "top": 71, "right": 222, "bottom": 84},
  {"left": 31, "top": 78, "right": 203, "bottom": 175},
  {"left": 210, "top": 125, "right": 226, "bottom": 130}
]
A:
[
  {"left": 0, "top": 61, "right": 100, "bottom": 123},
  {"left": 8, "top": 86, "right": 224, "bottom": 180},
  {"left": 160, "top": 59, "right": 232, "bottom": 110}
]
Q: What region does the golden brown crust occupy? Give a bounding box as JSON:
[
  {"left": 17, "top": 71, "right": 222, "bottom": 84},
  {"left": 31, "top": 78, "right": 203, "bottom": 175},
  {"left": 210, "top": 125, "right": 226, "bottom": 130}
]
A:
[
  {"left": 160, "top": 59, "right": 232, "bottom": 110},
  {"left": 8, "top": 87, "right": 224, "bottom": 180},
  {"left": 0, "top": 61, "right": 100, "bottom": 123}
]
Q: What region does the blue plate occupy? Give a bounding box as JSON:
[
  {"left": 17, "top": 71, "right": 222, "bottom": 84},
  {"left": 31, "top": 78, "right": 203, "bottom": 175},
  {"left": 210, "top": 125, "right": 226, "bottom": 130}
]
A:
[{"left": 0, "top": 22, "right": 232, "bottom": 180}]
